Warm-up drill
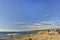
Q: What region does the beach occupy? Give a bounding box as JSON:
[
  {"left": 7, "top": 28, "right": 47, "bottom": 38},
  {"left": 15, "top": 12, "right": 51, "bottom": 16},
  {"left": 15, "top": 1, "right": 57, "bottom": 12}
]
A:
[{"left": 1, "top": 31, "right": 60, "bottom": 40}]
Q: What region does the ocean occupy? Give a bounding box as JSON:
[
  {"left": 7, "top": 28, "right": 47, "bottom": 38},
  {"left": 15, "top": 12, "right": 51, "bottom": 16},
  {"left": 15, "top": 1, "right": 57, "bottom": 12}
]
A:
[{"left": 0, "top": 31, "right": 38, "bottom": 39}]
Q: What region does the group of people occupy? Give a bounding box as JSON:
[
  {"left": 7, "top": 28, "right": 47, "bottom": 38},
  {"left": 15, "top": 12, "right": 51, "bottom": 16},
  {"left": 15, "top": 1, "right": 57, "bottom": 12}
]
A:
[
  {"left": 48, "top": 29, "right": 60, "bottom": 35},
  {"left": 48, "top": 30, "right": 55, "bottom": 35}
]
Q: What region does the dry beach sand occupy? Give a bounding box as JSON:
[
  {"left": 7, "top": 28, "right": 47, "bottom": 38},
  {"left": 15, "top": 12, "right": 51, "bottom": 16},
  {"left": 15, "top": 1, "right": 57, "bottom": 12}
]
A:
[{"left": 0, "top": 31, "right": 60, "bottom": 40}]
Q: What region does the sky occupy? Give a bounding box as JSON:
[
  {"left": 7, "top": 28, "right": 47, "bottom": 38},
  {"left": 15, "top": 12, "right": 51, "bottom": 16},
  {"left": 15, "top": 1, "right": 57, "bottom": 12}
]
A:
[{"left": 0, "top": 0, "right": 60, "bottom": 31}]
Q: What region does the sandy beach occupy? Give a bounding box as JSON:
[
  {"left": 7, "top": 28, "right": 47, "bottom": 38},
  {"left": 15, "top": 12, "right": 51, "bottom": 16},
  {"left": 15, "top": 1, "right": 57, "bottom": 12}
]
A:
[{"left": 1, "top": 31, "right": 60, "bottom": 40}]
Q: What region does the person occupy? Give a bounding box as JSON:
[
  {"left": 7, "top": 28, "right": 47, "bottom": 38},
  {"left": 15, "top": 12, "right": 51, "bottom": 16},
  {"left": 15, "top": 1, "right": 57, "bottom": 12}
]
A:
[
  {"left": 57, "top": 30, "right": 60, "bottom": 34},
  {"left": 48, "top": 30, "right": 55, "bottom": 35}
]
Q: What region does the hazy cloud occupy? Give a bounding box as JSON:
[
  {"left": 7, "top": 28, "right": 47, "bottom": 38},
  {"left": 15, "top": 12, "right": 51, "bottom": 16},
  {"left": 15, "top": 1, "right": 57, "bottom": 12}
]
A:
[
  {"left": 14, "top": 19, "right": 60, "bottom": 31},
  {"left": 14, "top": 21, "right": 26, "bottom": 24}
]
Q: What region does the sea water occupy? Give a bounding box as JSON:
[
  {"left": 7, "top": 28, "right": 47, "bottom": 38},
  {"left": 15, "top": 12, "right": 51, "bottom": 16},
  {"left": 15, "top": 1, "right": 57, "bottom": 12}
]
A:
[{"left": 0, "top": 31, "right": 38, "bottom": 39}]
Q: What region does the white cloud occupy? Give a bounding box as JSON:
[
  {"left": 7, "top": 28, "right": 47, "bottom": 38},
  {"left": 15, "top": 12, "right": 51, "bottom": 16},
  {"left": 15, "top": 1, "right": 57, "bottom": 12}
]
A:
[
  {"left": 13, "top": 19, "right": 60, "bottom": 31},
  {"left": 25, "top": 20, "right": 60, "bottom": 30},
  {"left": 0, "top": 20, "right": 57, "bottom": 31}
]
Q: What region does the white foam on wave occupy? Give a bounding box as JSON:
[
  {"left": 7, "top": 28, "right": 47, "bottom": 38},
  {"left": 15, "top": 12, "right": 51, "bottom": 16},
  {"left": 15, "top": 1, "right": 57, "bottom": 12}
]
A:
[{"left": 7, "top": 33, "right": 18, "bottom": 36}]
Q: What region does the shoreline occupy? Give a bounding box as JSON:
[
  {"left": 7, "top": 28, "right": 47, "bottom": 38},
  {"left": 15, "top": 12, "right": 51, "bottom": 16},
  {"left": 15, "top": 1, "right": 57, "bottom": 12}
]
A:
[
  {"left": 0, "top": 31, "right": 38, "bottom": 39},
  {"left": 0, "top": 32, "right": 38, "bottom": 40},
  {"left": 0, "top": 31, "right": 60, "bottom": 40}
]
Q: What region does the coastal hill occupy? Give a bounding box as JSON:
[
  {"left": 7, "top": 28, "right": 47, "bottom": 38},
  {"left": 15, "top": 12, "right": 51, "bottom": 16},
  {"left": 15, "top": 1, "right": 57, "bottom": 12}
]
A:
[{"left": 33, "top": 28, "right": 60, "bottom": 32}]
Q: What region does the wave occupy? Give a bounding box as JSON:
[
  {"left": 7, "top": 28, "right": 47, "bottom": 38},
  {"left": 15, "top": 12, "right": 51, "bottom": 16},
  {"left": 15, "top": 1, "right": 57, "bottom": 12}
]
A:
[{"left": 0, "top": 31, "right": 38, "bottom": 39}]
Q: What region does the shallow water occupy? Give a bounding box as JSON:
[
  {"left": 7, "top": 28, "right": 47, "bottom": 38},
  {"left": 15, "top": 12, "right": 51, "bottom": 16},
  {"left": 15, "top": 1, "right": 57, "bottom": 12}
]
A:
[{"left": 0, "top": 31, "right": 38, "bottom": 39}]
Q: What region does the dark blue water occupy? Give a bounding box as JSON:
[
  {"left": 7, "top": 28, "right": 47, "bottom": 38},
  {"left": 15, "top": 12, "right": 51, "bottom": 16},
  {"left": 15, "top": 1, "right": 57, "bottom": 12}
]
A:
[{"left": 0, "top": 31, "right": 38, "bottom": 39}]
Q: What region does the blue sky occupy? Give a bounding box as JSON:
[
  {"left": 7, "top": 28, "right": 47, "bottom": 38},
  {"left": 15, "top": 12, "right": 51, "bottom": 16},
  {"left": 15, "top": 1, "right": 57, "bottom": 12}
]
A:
[{"left": 0, "top": 0, "right": 60, "bottom": 31}]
